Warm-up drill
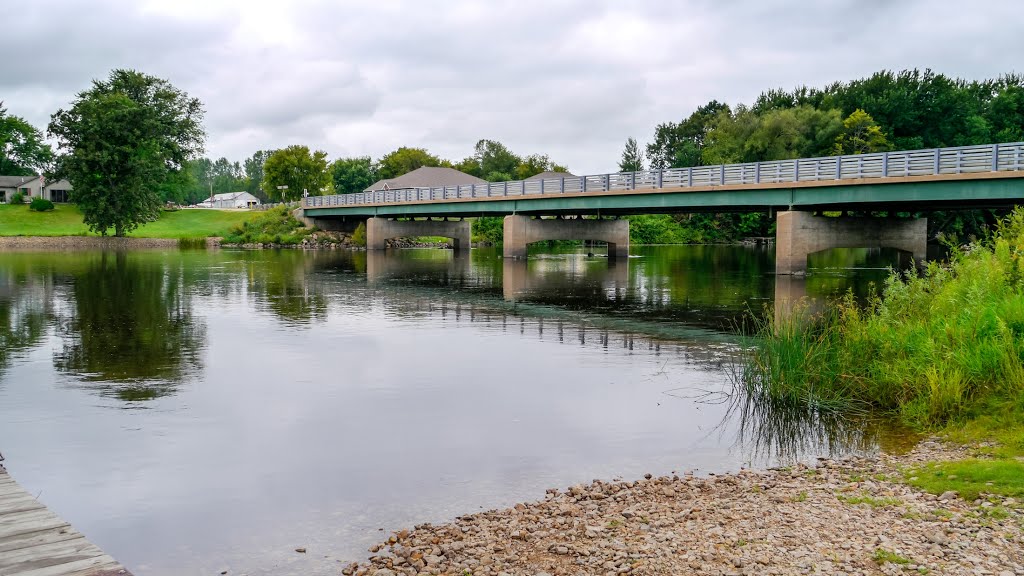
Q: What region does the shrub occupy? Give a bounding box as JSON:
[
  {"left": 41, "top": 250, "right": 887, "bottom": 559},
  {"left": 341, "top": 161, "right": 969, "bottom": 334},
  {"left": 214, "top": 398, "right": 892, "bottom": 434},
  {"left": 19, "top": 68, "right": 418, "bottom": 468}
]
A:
[
  {"left": 222, "top": 205, "right": 312, "bottom": 245},
  {"left": 29, "top": 197, "right": 55, "bottom": 212},
  {"left": 8, "top": 192, "right": 25, "bottom": 205},
  {"left": 351, "top": 222, "right": 367, "bottom": 247}
]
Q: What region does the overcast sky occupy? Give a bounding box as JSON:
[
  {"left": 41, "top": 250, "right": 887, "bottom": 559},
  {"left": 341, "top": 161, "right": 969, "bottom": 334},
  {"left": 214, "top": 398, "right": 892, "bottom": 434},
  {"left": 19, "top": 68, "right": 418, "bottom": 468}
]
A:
[{"left": 3, "top": 0, "right": 1021, "bottom": 174}]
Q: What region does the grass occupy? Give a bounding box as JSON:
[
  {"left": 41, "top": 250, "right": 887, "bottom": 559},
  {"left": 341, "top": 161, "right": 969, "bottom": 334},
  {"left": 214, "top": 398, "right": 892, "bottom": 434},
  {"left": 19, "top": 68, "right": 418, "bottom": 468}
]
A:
[
  {"left": 741, "top": 208, "right": 1024, "bottom": 433},
  {"left": 903, "top": 459, "right": 1024, "bottom": 501},
  {"left": 0, "top": 204, "right": 257, "bottom": 238},
  {"left": 872, "top": 548, "right": 911, "bottom": 565}
]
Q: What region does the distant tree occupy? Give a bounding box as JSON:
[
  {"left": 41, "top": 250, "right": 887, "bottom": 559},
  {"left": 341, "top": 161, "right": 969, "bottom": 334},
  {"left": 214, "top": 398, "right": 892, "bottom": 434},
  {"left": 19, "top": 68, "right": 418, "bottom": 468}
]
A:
[
  {"left": 484, "top": 171, "right": 514, "bottom": 182},
  {"left": 618, "top": 137, "right": 645, "bottom": 172},
  {"left": 0, "top": 102, "right": 54, "bottom": 176},
  {"left": 515, "top": 153, "right": 567, "bottom": 179},
  {"left": 474, "top": 139, "right": 520, "bottom": 177},
  {"left": 376, "top": 147, "right": 444, "bottom": 180},
  {"left": 453, "top": 156, "right": 483, "bottom": 178},
  {"left": 833, "top": 109, "right": 891, "bottom": 155},
  {"left": 262, "top": 145, "right": 331, "bottom": 201},
  {"left": 48, "top": 69, "right": 205, "bottom": 236},
  {"left": 646, "top": 100, "right": 729, "bottom": 168},
  {"left": 244, "top": 150, "right": 275, "bottom": 201},
  {"left": 331, "top": 156, "right": 377, "bottom": 194},
  {"left": 744, "top": 106, "right": 842, "bottom": 160}
]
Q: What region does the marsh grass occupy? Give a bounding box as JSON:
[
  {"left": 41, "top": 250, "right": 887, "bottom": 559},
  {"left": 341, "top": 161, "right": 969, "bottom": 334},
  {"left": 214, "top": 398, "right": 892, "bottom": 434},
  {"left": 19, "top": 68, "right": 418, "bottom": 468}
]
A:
[{"left": 743, "top": 209, "right": 1024, "bottom": 434}]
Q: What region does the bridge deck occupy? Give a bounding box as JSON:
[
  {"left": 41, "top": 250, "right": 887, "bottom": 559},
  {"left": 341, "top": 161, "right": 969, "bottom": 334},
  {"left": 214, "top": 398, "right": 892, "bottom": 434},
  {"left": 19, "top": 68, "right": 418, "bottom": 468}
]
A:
[
  {"left": 0, "top": 468, "right": 129, "bottom": 576},
  {"left": 304, "top": 142, "right": 1024, "bottom": 218}
]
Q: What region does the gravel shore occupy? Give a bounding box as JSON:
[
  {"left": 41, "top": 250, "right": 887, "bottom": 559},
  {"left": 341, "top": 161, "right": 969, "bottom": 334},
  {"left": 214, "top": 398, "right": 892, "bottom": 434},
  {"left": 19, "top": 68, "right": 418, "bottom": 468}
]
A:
[
  {"left": 0, "top": 235, "right": 184, "bottom": 250},
  {"left": 344, "top": 441, "right": 1022, "bottom": 576}
]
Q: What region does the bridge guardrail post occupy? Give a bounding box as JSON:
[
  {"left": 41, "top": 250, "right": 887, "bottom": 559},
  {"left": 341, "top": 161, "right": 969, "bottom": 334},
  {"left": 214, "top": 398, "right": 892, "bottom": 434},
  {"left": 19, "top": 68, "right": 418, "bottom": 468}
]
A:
[
  {"left": 605, "top": 174, "right": 610, "bottom": 192},
  {"left": 992, "top": 144, "right": 999, "bottom": 171},
  {"left": 882, "top": 152, "right": 888, "bottom": 177},
  {"left": 720, "top": 165, "right": 725, "bottom": 185},
  {"left": 754, "top": 162, "right": 760, "bottom": 184},
  {"left": 835, "top": 156, "right": 841, "bottom": 180},
  {"left": 687, "top": 167, "right": 692, "bottom": 187},
  {"left": 656, "top": 169, "right": 663, "bottom": 189},
  {"left": 560, "top": 177, "right": 565, "bottom": 193},
  {"left": 933, "top": 148, "right": 940, "bottom": 175}
]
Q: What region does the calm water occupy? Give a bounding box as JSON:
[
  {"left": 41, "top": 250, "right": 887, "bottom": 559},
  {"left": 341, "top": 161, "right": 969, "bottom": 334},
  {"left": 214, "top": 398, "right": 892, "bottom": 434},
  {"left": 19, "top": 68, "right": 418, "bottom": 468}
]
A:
[{"left": 0, "top": 245, "right": 911, "bottom": 575}]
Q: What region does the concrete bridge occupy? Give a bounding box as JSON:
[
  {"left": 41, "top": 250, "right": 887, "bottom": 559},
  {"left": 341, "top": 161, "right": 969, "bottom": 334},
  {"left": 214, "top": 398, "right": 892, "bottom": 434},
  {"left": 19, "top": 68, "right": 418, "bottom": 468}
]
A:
[{"left": 299, "top": 142, "right": 1024, "bottom": 274}]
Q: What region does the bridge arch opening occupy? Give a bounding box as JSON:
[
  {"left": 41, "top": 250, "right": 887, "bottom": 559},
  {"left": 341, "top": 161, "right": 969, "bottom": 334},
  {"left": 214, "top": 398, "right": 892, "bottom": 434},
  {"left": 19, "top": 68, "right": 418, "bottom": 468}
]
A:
[{"left": 503, "top": 215, "right": 629, "bottom": 260}]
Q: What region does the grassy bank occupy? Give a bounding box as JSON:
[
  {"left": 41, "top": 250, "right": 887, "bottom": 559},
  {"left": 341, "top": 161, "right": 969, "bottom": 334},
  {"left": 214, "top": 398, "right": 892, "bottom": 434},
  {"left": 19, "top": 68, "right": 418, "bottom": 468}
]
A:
[
  {"left": 745, "top": 208, "right": 1024, "bottom": 495},
  {"left": 222, "top": 205, "right": 312, "bottom": 245},
  {"left": 0, "top": 204, "right": 257, "bottom": 238}
]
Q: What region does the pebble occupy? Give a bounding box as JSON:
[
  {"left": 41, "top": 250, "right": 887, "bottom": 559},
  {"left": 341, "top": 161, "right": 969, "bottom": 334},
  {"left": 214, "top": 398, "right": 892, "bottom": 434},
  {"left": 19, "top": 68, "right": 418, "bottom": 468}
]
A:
[{"left": 342, "top": 439, "right": 1023, "bottom": 576}]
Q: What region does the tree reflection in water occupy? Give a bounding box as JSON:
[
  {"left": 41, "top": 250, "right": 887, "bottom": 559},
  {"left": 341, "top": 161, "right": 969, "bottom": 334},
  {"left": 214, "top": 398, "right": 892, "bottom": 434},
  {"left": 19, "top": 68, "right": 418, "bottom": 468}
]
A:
[
  {"left": 0, "top": 273, "right": 50, "bottom": 378},
  {"left": 54, "top": 252, "right": 205, "bottom": 402}
]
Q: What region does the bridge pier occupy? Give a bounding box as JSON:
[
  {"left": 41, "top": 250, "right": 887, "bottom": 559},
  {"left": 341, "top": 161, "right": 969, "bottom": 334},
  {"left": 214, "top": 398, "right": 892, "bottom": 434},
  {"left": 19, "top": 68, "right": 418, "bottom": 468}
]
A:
[
  {"left": 503, "top": 215, "right": 629, "bottom": 259},
  {"left": 775, "top": 211, "right": 927, "bottom": 275},
  {"left": 366, "top": 217, "right": 471, "bottom": 251}
]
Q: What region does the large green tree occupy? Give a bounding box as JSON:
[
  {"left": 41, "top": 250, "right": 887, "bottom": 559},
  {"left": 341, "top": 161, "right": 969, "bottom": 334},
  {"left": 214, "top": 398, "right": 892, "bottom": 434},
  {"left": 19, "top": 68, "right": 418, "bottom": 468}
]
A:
[
  {"left": 646, "top": 100, "right": 729, "bottom": 168},
  {"left": 0, "top": 102, "right": 54, "bottom": 176},
  {"left": 376, "top": 147, "right": 444, "bottom": 180},
  {"left": 48, "top": 70, "right": 205, "bottom": 236},
  {"left": 261, "top": 145, "right": 331, "bottom": 201},
  {"left": 833, "top": 109, "right": 892, "bottom": 155},
  {"left": 331, "top": 156, "right": 377, "bottom": 194}
]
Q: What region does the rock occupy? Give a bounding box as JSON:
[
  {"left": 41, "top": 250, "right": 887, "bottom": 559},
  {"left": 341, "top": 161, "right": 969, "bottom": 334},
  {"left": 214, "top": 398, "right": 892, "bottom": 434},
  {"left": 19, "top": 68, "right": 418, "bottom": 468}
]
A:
[{"left": 939, "top": 490, "right": 958, "bottom": 501}]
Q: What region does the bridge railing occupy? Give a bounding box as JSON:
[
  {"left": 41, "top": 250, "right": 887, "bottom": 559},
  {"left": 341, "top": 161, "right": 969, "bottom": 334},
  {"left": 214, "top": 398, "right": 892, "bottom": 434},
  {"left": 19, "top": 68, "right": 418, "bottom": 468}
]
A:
[{"left": 304, "top": 142, "right": 1024, "bottom": 209}]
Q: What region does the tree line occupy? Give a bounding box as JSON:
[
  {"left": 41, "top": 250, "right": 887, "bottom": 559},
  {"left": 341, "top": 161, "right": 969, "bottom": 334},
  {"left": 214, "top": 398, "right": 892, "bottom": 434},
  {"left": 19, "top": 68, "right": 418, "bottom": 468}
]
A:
[{"left": 3, "top": 67, "right": 1021, "bottom": 238}]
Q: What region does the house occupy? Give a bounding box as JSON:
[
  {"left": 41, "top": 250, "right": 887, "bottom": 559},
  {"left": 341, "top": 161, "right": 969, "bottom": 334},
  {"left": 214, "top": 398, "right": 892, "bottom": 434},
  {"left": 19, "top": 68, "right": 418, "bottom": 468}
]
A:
[
  {"left": 44, "top": 179, "right": 73, "bottom": 203},
  {"left": 0, "top": 176, "right": 74, "bottom": 203},
  {"left": 0, "top": 175, "right": 43, "bottom": 203},
  {"left": 363, "top": 166, "right": 486, "bottom": 193},
  {"left": 210, "top": 191, "right": 261, "bottom": 209}
]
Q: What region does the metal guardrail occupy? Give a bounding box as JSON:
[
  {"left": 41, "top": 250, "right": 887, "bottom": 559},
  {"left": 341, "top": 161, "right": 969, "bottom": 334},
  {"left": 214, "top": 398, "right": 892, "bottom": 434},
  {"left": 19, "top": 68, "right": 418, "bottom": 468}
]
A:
[{"left": 304, "top": 142, "right": 1024, "bottom": 209}]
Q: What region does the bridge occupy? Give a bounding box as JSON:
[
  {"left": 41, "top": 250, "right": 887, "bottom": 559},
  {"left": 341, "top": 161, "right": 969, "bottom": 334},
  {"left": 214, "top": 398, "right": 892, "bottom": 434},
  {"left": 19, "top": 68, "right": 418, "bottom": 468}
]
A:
[{"left": 299, "top": 142, "right": 1024, "bottom": 274}]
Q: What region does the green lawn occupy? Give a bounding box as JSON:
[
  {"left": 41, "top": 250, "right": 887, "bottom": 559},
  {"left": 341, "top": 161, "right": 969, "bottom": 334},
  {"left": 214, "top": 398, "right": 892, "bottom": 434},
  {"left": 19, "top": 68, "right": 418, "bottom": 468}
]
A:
[{"left": 0, "top": 204, "right": 258, "bottom": 238}]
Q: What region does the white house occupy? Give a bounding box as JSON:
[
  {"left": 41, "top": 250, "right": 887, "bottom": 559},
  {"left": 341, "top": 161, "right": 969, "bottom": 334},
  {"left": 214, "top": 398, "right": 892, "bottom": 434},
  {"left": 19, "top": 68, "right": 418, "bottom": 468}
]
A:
[
  {"left": 0, "top": 175, "right": 73, "bottom": 203},
  {"left": 210, "top": 191, "right": 261, "bottom": 209}
]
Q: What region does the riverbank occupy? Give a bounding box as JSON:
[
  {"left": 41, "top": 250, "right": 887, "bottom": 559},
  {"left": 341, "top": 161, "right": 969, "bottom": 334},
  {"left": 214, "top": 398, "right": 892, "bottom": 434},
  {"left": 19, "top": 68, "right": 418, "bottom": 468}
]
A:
[
  {"left": 0, "top": 235, "right": 188, "bottom": 250},
  {"left": 343, "top": 440, "right": 1022, "bottom": 576}
]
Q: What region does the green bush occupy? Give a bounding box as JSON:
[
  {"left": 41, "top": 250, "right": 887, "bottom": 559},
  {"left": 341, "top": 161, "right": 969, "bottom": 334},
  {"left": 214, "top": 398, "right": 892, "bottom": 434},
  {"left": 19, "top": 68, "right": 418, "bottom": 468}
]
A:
[
  {"left": 8, "top": 192, "right": 25, "bottom": 205},
  {"left": 29, "top": 197, "right": 55, "bottom": 212},
  {"left": 222, "top": 206, "right": 312, "bottom": 245},
  {"left": 744, "top": 208, "right": 1024, "bottom": 429},
  {"left": 471, "top": 217, "right": 503, "bottom": 244},
  {"left": 351, "top": 222, "right": 367, "bottom": 247}
]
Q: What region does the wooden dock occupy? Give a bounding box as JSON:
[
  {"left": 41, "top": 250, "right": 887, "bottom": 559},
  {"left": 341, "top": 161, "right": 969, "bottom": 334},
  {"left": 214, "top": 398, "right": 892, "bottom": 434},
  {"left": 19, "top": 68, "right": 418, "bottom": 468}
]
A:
[{"left": 0, "top": 467, "right": 130, "bottom": 576}]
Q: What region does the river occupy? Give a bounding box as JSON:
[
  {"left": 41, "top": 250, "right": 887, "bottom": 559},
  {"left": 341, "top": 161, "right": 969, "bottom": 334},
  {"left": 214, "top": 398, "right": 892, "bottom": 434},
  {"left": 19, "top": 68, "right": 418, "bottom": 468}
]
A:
[{"left": 0, "top": 245, "right": 915, "bottom": 575}]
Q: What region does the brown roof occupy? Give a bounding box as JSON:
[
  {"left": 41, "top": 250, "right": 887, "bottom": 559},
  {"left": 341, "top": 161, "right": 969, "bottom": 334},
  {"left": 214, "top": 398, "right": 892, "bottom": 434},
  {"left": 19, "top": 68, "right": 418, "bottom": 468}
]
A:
[
  {"left": 364, "top": 166, "right": 486, "bottom": 192},
  {"left": 524, "top": 170, "right": 576, "bottom": 180}
]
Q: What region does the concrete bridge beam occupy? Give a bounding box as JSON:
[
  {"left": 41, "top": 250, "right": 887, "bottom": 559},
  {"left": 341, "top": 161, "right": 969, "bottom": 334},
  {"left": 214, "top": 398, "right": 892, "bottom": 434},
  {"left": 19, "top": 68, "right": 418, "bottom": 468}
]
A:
[
  {"left": 775, "top": 211, "right": 927, "bottom": 275},
  {"left": 503, "top": 215, "right": 629, "bottom": 259},
  {"left": 365, "top": 217, "right": 471, "bottom": 251}
]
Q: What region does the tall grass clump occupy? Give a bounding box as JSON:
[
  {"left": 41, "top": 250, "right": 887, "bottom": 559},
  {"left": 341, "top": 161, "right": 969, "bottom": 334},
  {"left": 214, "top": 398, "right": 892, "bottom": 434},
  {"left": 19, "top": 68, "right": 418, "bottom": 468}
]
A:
[
  {"left": 177, "top": 236, "right": 207, "bottom": 249},
  {"left": 746, "top": 209, "right": 1024, "bottom": 429},
  {"left": 222, "top": 206, "right": 312, "bottom": 245}
]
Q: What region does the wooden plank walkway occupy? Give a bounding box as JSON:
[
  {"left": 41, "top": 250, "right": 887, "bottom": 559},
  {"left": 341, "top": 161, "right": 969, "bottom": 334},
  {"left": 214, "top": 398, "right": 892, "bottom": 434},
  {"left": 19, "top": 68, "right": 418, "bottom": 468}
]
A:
[{"left": 0, "top": 467, "right": 130, "bottom": 576}]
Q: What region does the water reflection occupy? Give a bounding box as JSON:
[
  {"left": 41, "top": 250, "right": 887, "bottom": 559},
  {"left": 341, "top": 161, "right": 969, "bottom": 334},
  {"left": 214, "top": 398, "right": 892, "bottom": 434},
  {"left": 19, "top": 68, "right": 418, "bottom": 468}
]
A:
[
  {"left": 0, "top": 264, "right": 52, "bottom": 377},
  {"left": 53, "top": 252, "right": 206, "bottom": 401}
]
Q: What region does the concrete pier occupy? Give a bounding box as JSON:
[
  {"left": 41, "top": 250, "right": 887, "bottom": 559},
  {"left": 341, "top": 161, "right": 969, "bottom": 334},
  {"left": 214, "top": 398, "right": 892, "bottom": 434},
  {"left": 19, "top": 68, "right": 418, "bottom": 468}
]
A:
[
  {"left": 503, "top": 215, "right": 629, "bottom": 259},
  {"left": 775, "top": 211, "right": 927, "bottom": 275},
  {"left": 366, "top": 217, "right": 471, "bottom": 251}
]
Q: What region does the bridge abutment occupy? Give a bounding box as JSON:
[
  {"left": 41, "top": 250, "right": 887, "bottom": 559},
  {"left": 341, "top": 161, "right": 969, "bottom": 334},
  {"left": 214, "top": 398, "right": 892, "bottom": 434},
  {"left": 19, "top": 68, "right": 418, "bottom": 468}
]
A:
[
  {"left": 503, "top": 215, "right": 629, "bottom": 259},
  {"left": 775, "top": 211, "right": 927, "bottom": 275},
  {"left": 366, "top": 217, "right": 471, "bottom": 251}
]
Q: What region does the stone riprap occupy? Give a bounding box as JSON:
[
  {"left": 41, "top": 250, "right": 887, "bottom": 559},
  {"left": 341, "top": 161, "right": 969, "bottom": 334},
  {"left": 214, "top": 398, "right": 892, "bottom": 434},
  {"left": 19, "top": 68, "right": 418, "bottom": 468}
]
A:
[{"left": 343, "top": 442, "right": 1022, "bottom": 576}]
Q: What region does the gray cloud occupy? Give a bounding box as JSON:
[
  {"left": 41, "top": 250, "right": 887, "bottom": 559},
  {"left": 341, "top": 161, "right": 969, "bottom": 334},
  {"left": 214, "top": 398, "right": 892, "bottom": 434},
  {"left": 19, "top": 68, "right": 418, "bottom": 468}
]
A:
[{"left": 1, "top": 0, "right": 1020, "bottom": 174}]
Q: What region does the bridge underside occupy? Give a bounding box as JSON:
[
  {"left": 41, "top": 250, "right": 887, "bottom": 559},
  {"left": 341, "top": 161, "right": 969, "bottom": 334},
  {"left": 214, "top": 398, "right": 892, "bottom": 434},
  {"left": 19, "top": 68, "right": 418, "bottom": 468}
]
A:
[
  {"left": 366, "top": 217, "right": 470, "bottom": 251},
  {"left": 503, "top": 215, "right": 629, "bottom": 259}
]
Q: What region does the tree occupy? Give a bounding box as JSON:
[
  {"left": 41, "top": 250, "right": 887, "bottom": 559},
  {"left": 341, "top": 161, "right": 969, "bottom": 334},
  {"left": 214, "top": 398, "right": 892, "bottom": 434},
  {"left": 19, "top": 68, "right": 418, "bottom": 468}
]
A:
[
  {"left": 376, "top": 147, "right": 444, "bottom": 180},
  {"left": 244, "top": 150, "right": 275, "bottom": 201},
  {"left": 261, "top": 145, "right": 331, "bottom": 201},
  {"left": 646, "top": 100, "right": 729, "bottom": 168},
  {"left": 833, "top": 109, "right": 891, "bottom": 155},
  {"left": 48, "top": 70, "right": 205, "bottom": 236},
  {"left": 619, "top": 137, "right": 645, "bottom": 172},
  {"left": 474, "top": 139, "right": 521, "bottom": 177},
  {"left": 515, "top": 153, "right": 568, "bottom": 179},
  {"left": 0, "top": 102, "right": 54, "bottom": 176},
  {"left": 331, "top": 156, "right": 377, "bottom": 194}
]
